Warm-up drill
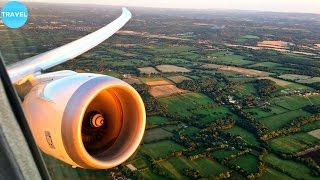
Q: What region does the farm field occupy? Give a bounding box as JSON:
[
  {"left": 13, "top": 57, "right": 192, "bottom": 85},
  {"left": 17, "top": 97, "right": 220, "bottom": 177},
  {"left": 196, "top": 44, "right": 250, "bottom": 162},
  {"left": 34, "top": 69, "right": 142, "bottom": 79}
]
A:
[
  {"left": 259, "top": 109, "right": 311, "bottom": 130},
  {"left": 147, "top": 116, "right": 170, "bottom": 125},
  {"left": 229, "top": 155, "right": 259, "bottom": 173},
  {"left": 225, "top": 126, "right": 259, "bottom": 146},
  {"left": 140, "top": 140, "right": 184, "bottom": 160},
  {"left": 258, "top": 77, "right": 312, "bottom": 90},
  {"left": 258, "top": 168, "right": 294, "bottom": 180},
  {"left": 264, "top": 154, "right": 317, "bottom": 180},
  {"left": 180, "top": 126, "right": 201, "bottom": 135},
  {"left": 202, "top": 63, "right": 270, "bottom": 77},
  {"left": 234, "top": 83, "right": 257, "bottom": 96},
  {"left": 138, "top": 67, "right": 159, "bottom": 74},
  {"left": 158, "top": 157, "right": 229, "bottom": 178},
  {"left": 167, "top": 75, "right": 191, "bottom": 83},
  {"left": 268, "top": 133, "right": 319, "bottom": 153},
  {"left": 212, "top": 149, "right": 240, "bottom": 160},
  {"left": 156, "top": 64, "right": 191, "bottom": 73},
  {"left": 143, "top": 128, "right": 173, "bottom": 143},
  {"left": 248, "top": 62, "right": 281, "bottom": 68},
  {"left": 279, "top": 74, "right": 320, "bottom": 84},
  {"left": 158, "top": 93, "right": 217, "bottom": 118},
  {"left": 244, "top": 105, "right": 289, "bottom": 119},
  {"left": 206, "top": 52, "right": 253, "bottom": 66},
  {"left": 271, "top": 96, "right": 313, "bottom": 110},
  {"left": 149, "top": 84, "right": 187, "bottom": 97}
]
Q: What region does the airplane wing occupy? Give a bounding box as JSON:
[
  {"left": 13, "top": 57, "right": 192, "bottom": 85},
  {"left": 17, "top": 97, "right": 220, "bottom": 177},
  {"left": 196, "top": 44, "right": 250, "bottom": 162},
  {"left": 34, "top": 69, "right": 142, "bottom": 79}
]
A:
[{"left": 7, "top": 8, "right": 132, "bottom": 85}]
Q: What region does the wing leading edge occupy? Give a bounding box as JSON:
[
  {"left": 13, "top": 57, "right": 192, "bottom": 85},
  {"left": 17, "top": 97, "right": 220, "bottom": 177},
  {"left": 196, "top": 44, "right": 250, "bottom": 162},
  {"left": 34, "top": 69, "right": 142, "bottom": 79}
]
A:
[{"left": 7, "top": 8, "right": 132, "bottom": 84}]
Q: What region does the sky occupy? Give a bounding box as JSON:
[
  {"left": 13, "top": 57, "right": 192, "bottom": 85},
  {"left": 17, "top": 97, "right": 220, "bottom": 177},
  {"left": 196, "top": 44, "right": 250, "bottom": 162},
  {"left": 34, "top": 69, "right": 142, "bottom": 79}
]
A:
[{"left": 19, "top": 0, "right": 320, "bottom": 14}]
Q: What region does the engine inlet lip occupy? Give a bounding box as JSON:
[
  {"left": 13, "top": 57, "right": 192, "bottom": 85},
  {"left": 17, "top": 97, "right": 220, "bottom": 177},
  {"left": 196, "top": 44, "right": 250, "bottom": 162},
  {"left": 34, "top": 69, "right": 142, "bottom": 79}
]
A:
[{"left": 61, "top": 75, "right": 145, "bottom": 169}]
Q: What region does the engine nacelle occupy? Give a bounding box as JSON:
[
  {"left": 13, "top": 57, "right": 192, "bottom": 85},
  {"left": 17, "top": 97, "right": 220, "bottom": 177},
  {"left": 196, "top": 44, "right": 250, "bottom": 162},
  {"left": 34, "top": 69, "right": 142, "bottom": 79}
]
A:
[{"left": 22, "top": 72, "right": 146, "bottom": 169}]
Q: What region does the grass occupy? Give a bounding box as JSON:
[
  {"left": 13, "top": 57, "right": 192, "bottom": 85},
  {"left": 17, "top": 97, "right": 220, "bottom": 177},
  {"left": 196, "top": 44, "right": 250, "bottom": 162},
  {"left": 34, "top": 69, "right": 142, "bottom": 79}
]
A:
[
  {"left": 248, "top": 62, "right": 281, "bottom": 68},
  {"left": 225, "top": 126, "right": 259, "bottom": 146},
  {"left": 264, "top": 154, "right": 317, "bottom": 180},
  {"left": 301, "top": 120, "right": 320, "bottom": 131},
  {"left": 229, "top": 155, "right": 259, "bottom": 173},
  {"left": 150, "top": 45, "right": 196, "bottom": 54},
  {"left": 141, "top": 140, "right": 184, "bottom": 160},
  {"left": 259, "top": 109, "right": 310, "bottom": 130},
  {"left": 143, "top": 128, "right": 173, "bottom": 143},
  {"left": 244, "top": 105, "right": 289, "bottom": 119},
  {"left": 309, "top": 95, "right": 320, "bottom": 105},
  {"left": 132, "top": 158, "right": 148, "bottom": 169},
  {"left": 206, "top": 51, "right": 253, "bottom": 65},
  {"left": 213, "top": 55, "right": 253, "bottom": 66},
  {"left": 147, "top": 116, "right": 169, "bottom": 125},
  {"left": 197, "top": 106, "right": 237, "bottom": 123},
  {"left": 180, "top": 126, "right": 201, "bottom": 136},
  {"left": 268, "top": 133, "right": 319, "bottom": 153},
  {"left": 158, "top": 93, "right": 217, "bottom": 119},
  {"left": 258, "top": 168, "right": 294, "bottom": 180},
  {"left": 271, "top": 96, "right": 313, "bottom": 110},
  {"left": 235, "top": 83, "right": 257, "bottom": 96},
  {"left": 279, "top": 74, "right": 320, "bottom": 84},
  {"left": 159, "top": 157, "right": 228, "bottom": 178},
  {"left": 141, "top": 169, "right": 164, "bottom": 180},
  {"left": 139, "top": 76, "right": 167, "bottom": 83},
  {"left": 162, "top": 125, "right": 180, "bottom": 132},
  {"left": 212, "top": 149, "right": 240, "bottom": 160},
  {"left": 153, "top": 57, "right": 192, "bottom": 66}
]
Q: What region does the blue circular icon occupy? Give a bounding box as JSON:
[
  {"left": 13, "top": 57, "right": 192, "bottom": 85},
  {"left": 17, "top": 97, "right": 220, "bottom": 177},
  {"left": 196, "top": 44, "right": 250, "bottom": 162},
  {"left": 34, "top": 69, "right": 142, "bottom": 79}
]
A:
[{"left": 1, "top": 1, "right": 28, "bottom": 28}]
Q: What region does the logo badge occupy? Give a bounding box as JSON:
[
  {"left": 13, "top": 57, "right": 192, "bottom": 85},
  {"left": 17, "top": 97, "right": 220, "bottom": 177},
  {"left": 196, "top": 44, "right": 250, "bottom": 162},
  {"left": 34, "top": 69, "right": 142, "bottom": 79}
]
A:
[{"left": 1, "top": 1, "right": 28, "bottom": 28}]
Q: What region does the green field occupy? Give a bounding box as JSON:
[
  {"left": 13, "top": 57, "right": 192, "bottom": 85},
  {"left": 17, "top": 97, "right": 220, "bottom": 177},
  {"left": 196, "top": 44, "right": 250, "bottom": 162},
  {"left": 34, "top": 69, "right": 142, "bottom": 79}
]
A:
[
  {"left": 235, "top": 83, "right": 257, "bottom": 96},
  {"left": 229, "top": 155, "right": 259, "bottom": 173},
  {"left": 141, "top": 169, "right": 164, "bottom": 180},
  {"left": 132, "top": 158, "right": 148, "bottom": 169},
  {"left": 264, "top": 154, "right": 317, "bottom": 180},
  {"left": 158, "top": 93, "right": 217, "bottom": 119},
  {"left": 259, "top": 109, "right": 310, "bottom": 130},
  {"left": 212, "top": 149, "right": 240, "bottom": 160},
  {"left": 162, "top": 125, "right": 180, "bottom": 132},
  {"left": 197, "top": 106, "right": 237, "bottom": 123},
  {"left": 154, "top": 57, "right": 192, "bottom": 65},
  {"left": 258, "top": 168, "right": 294, "bottom": 180},
  {"left": 141, "top": 140, "right": 184, "bottom": 160},
  {"left": 271, "top": 96, "right": 313, "bottom": 110},
  {"left": 268, "top": 133, "right": 319, "bottom": 153},
  {"left": 149, "top": 45, "right": 196, "bottom": 54},
  {"left": 144, "top": 128, "right": 173, "bottom": 143},
  {"left": 213, "top": 55, "right": 253, "bottom": 66},
  {"left": 309, "top": 95, "right": 320, "bottom": 105},
  {"left": 301, "top": 120, "right": 320, "bottom": 131},
  {"left": 147, "top": 116, "right": 170, "bottom": 125},
  {"left": 245, "top": 105, "right": 289, "bottom": 119},
  {"left": 225, "top": 126, "right": 259, "bottom": 146},
  {"left": 279, "top": 74, "right": 320, "bottom": 84},
  {"left": 159, "top": 157, "right": 229, "bottom": 178},
  {"left": 249, "top": 62, "right": 281, "bottom": 68},
  {"left": 180, "top": 126, "right": 201, "bottom": 135}
]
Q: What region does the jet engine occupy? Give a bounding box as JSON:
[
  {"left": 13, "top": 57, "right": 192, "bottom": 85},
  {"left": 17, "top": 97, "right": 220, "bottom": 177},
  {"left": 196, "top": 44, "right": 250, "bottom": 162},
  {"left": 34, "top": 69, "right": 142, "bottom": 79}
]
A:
[{"left": 22, "top": 72, "right": 146, "bottom": 169}]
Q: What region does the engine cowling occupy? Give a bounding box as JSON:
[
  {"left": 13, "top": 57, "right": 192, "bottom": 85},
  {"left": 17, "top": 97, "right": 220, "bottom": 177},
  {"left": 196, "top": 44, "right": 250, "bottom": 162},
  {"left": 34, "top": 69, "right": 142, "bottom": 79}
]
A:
[{"left": 22, "top": 72, "right": 146, "bottom": 169}]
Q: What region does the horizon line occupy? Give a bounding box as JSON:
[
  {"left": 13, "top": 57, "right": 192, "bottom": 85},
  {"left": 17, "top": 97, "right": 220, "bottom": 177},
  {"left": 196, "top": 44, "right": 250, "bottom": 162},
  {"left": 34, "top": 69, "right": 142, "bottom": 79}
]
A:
[{"left": 18, "top": 1, "right": 320, "bottom": 15}]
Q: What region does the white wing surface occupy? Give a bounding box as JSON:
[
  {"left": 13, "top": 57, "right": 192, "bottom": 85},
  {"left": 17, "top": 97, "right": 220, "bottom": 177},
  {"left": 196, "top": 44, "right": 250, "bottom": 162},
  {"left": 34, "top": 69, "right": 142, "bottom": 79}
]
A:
[{"left": 7, "top": 8, "right": 132, "bottom": 84}]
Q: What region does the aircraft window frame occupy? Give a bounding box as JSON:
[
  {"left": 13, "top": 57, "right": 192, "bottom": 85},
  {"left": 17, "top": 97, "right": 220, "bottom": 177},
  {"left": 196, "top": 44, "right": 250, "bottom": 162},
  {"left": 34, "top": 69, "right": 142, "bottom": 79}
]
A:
[{"left": 0, "top": 54, "right": 51, "bottom": 180}]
